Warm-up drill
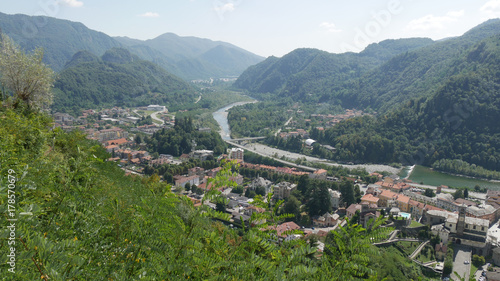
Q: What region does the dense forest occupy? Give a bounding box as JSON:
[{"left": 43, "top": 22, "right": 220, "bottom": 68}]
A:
[
  {"left": 146, "top": 116, "right": 227, "bottom": 156},
  {"left": 234, "top": 19, "right": 500, "bottom": 113},
  {"left": 52, "top": 48, "right": 197, "bottom": 115}
]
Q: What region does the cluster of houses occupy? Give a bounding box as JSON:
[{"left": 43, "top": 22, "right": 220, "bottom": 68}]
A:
[
  {"left": 340, "top": 175, "right": 500, "bottom": 260},
  {"left": 309, "top": 109, "right": 367, "bottom": 128}
]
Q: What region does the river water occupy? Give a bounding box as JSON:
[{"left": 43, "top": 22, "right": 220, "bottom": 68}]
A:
[
  {"left": 211, "top": 100, "right": 401, "bottom": 175},
  {"left": 212, "top": 100, "right": 256, "bottom": 140}
]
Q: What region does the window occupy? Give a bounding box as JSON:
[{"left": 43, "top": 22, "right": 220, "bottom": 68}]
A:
[{"left": 473, "top": 225, "right": 476, "bottom": 230}]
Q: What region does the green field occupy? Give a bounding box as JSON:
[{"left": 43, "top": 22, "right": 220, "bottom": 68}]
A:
[{"left": 409, "top": 165, "right": 500, "bottom": 190}]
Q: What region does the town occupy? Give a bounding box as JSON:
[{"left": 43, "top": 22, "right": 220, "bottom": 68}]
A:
[{"left": 53, "top": 104, "right": 500, "bottom": 280}]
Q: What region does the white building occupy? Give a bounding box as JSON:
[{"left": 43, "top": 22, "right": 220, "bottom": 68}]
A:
[
  {"left": 147, "top": 105, "right": 166, "bottom": 111},
  {"left": 329, "top": 190, "right": 341, "bottom": 209}
]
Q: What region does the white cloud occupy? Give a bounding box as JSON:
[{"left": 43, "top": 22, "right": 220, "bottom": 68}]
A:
[
  {"left": 406, "top": 10, "right": 464, "bottom": 31},
  {"left": 446, "top": 10, "right": 465, "bottom": 18},
  {"left": 59, "top": 0, "right": 83, "bottom": 8},
  {"left": 138, "top": 12, "right": 160, "bottom": 18},
  {"left": 320, "top": 22, "right": 342, "bottom": 33},
  {"left": 480, "top": 0, "right": 500, "bottom": 18},
  {"left": 214, "top": 3, "right": 235, "bottom": 13}
]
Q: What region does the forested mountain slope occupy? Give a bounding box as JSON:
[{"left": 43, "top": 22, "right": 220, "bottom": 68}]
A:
[
  {"left": 52, "top": 48, "right": 197, "bottom": 114},
  {"left": 314, "top": 34, "right": 500, "bottom": 172},
  {"left": 235, "top": 19, "right": 500, "bottom": 112},
  {"left": 0, "top": 12, "right": 263, "bottom": 79},
  {"left": 234, "top": 38, "right": 435, "bottom": 102},
  {"left": 0, "top": 12, "right": 122, "bottom": 72}
]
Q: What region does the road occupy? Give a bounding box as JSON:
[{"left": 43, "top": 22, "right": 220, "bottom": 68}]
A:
[
  {"left": 451, "top": 245, "right": 471, "bottom": 281},
  {"left": 274, "top": 117, "right": 293, "bottom": 136},
  {"left": 194, "top": 95, "right": 202, "bottom": 104},
  {"left": 150, "top": 109, "right": 166, "bottom": 125},
  {"left": 241, "top": 142, "right": 401, "bottom": 175},
  {"left": 473, "top": 263, "right": 489, "bottom": 281}
]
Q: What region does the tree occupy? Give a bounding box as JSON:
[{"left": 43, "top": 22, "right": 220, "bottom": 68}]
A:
[
  {"left": 340, "top": 180, "right": 355, "bottom": 207},
  {"left": 135, "top": 134, "right": 143, "bottom": 145},
  {"left": 0, "top": 33, "right": 55, "bottom": 110},
  {"left": 424, "top": 188, "right": 436, "bottom": 197},
  {"left": 281, "top": 195, "right": 301, "bottom": 221},
  {"left": 354, "top": 184, "right": 362, "bottom": 203},
  {"left": 307, "top": 182, "right": 332, "bottom": 217},
  {"left": 232, "top": 185, "right": 244, "bottom": 195},
  {"left": 453, "top": 189, "right": 464, "bottom": 200},
  {"left": 255, "top": 186, "right": 266, "bottom": 196},
  {"left": 472, "top": 254, "right": 485, "bottom": 267},
  {"left": 464, "top": 188, "right": 469, "bottom": 198},
  {"left": 185, "top": 182, "right": 191, "bottom": 192}
]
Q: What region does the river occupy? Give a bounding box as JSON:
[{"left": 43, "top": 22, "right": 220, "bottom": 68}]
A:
[
  {"left": 212, "top": 100, "right": 257, "bottom": 140},
  {"left": 212, "top": 100, "right": 401, "bottom": 175}
]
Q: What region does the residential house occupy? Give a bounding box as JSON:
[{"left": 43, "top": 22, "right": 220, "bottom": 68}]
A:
[
  {"left": 228, "top": 148, "right": 244, "bottom": 162},
  {"left": 309, "top": 169, "right": 327, "bottom": 180},
  {"left": 191, "top": 150, "right": 213, "bottom": 161},
  {"left": 273, "top": 182, "right": 297, "bottom": 200},
  {"left": 378, "top": 189, "right": 398, "bottom": 208},
  {"left": 313, "top": 212, "right": 339, "bottom": 227},
  {"left": 396, "top": 194, "right": 411, "bottom": 213},
  {"left": 435, "top": 243, "right": 447, "bottom": 261},
  {"left": 175, "top": 175, "right": 200, "bottom": 188},
  {"left": 249, "top": 177, "right": 273, "bottom": 194},
  {"left": 329, "top": 190, "right": 341, "bottom": 209},
  {"left": 361, "top": 194, "right": 379, "bottom": 206}
]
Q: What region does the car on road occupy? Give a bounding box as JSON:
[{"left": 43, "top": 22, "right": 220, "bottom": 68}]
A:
[{"left": 464, "top": 260, "right": 469, "bottom": 264}]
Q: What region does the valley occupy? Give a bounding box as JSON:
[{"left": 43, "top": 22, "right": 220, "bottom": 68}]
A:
[{"left": 2, "top": 5, "right": 500, "bottom": 280}]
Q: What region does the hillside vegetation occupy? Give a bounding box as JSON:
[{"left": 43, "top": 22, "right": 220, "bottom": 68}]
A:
[
  {"left": 313, "top": 34, "right": 500, "bottom": 172},
  {"left": 52, "top": 48, "right": 197, "bottom": 114},
  {"left": 0, "top": 12, "right": 264, "bottom": 80}
]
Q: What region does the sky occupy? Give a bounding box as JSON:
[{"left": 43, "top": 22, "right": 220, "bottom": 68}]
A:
[{"left": 1, "top": 0, "right": 500, "bottom": 57}]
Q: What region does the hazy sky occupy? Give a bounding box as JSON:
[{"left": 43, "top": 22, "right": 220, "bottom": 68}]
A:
[{"left": 1, "top": 0, "right": 500, "bottom": 57}]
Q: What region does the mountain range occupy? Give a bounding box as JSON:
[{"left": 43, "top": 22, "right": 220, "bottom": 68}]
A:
[
  {"left": 0, "top": 12, "right": 263, "bottom": 80},
  {"left": 235, "top": 19, "right": 500, "bottom": 113},
  {"left": 233, "top": 19, "right": 500, "bottom": 172}
]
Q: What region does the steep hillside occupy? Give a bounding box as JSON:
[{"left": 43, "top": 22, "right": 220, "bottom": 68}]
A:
[
  {"left": 234, "top": 38, "right": 435, "bottom": 102},
  {"left": 52, "top": 48, "right": 197, "bottom": 114},
  {"left": 340, "top": 19, "right": 500, "bottom": 111},
  {"left": 0, "top": 12, "right": 122, "bottom": 72},
  {"left": 314, "top": 34, "right": 500, "bottom": 172},
  {"left": 0, "top": 12, "right": 263, "bottom": 79}
]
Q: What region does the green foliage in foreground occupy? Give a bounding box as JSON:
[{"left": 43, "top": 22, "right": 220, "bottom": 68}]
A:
[{"left": 0, "top": 107, "right": 437, "bottom": 280}]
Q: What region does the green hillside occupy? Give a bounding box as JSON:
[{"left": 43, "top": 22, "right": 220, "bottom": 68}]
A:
[
  {"left": 52, "top": 48, "right": 197, "bottom": 114},
  {"left": 0, "top": 12, "right": 264, "bottom": 79},
  {"left": 0, "top": 12, "right": 122, "bottom": 72},
  {"left": 313, "top": 34, "right": 500, "bottom": 173},
  {"left": 234, "top": 38, "right": 435, "bottom": 102}
]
